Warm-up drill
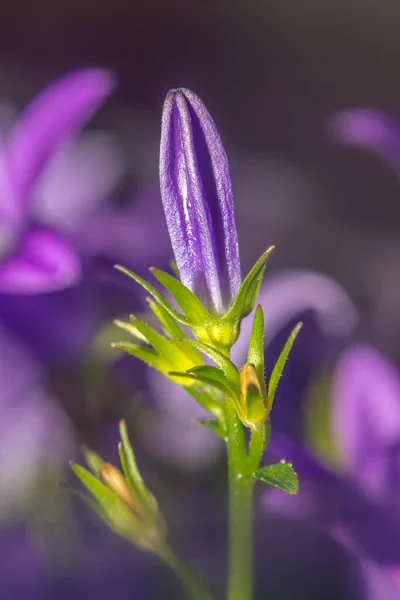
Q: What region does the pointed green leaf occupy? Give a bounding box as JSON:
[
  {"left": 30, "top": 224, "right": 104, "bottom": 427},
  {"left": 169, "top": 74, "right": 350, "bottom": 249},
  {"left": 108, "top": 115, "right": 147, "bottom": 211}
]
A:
[
  {"left": 111, "top": 342, "right": 165, "bottom": 372},
  {"left": 193, "top": 418, "right": 225, "bottom": 439},
  {"left": 114, "top": 265, "right": 189, "bottom": 325},
  {"left": 146, "top": 298, "right": 185, "bottom": 339},
  {"left": 267, "top": 322, "right": 302, "bottom": 413},
  {"left": 114, "top": 319, "right": 148, "bottom": 343},
  {"left": 150, "top": 268, "right": 209, "bottom": 321},
  {"left": 224, "top": 246, "right": 275, "bottom": 323},
  {"left": 70, "top": 463, "right": 139, "bottom": 533},
  {"left": 247, "top": 305, "right": 266, "bottom": 396},
  {"left": 169, "top": 365, "right": 236, "bottom": 399},
  {"left": 253, "top": 462, "right": 299, "bottom": 494},
  {"left": 83, "top": 447, "right": 104, "bottom": 477},
  {"left": 178, "top": 338, "right": 240, "bottom": 388},
  {"left": 130, "top": 318, "right": 192, "bottom": 369},
  {"left": 119, "top": 421, "right": 155, "bottom": 510}
]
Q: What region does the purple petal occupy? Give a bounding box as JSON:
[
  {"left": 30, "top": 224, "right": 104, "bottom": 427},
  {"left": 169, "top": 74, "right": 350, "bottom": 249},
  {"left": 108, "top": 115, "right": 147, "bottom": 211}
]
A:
[
  {"left": 7, "top": 69, "right": 116, "bottom": 202},
  {"left": 332, "top": 345, "right": 400, "bottom": 498},
  {"left": 160, "top": 88, "right": 240, "bottom": 315},
  {"left": 331, "top": 109, "right": 400, "bottom": 173},
  {"left": 232, "top": 270, "right": 359, "bottom": 364},
  {"left": 33, "top": 131, "right": 124, "bottom": 234},
  {"left": 0, "top": 227, "right": 80, "bottom": 293}
]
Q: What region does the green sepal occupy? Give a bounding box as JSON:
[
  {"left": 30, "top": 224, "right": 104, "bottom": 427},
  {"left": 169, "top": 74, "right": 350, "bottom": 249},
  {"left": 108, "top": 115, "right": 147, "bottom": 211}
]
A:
[
  {"left": 187, "top": 365, "right": 237, "bottom": 397},
  {"left": 150, "top": 267, "right": 209, "bottom": 322},
  {"left": 130, "top": 317, "right": 194, "bottom": 370},
  {"left": 224, "top": 246, "right": 274, "bottom": 325},
  {"left": 114, "top": 265, "right": 189, "bottom": 325},
  {"left": 83, "top": 447, "right": 104, "bottom": 477},
  {"left": 193, "top": 418, "right": 226, "bottom": 439},
  {"left": 247, "top": 305, "right": 266, "bottom": 396},
  {"left": 178, "top": 338, "right": 240, "bottom": 388},
  {"left": 252, "top": 461, "right": 299, "bottom": 494},
  {"left": 146, "top": 298, "right": 185, "bottom": 339},
  {"left": 267, "top": 322, "right": 302, "bottom": 414},
  {"left": 70, "top": 462, "right": 142, "bottom": 539},
  {"left": 113, "top": 319, "right": 148, "bottom": 343},
  {"left": 119, "top": 420, "right": 158, "bottom": 513},
  {"left": 111, "top": 342, "right": 165, "bottom": 372}
]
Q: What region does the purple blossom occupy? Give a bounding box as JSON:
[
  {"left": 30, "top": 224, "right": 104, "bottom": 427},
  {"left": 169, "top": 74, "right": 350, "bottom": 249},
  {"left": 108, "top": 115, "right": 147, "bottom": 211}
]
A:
[
  {"left": 0, "top": 69, "right": 115, "bottom": 294},
  {"left": 160, "top": 88, "right": 241, "bottom": 316},
  {"left": 263, "top": 344, "right": 400, "bottom": 596},
  {"left": 330, "top": 108, "right": 400, "bottom": 173}
]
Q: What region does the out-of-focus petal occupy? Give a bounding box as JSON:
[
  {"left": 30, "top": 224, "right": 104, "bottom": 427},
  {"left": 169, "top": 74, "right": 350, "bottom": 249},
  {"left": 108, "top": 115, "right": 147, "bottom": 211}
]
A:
[
  {"left": 7, "top": 69, "right": 115, "bottom": 202},
  {"left": 331, "top": 109, "right": 400, "bottom": 173},
  {"left": 33, "top": 132, "right": 124, "bottom": 234},
  {"left": 0, "top": 226, "right": 80, "bottom": 294},
  {"left": 0, "top": 325, "right": 73, "bottom": 516},
  {"left": 160, "top": 88, "right": 240, "bottom": 315},
  {"left": 79, "top": 189, "right": 170, "bottom": 268},
  {"left": 332, "top": 345, "right": 400, "bottom": 499},
  {"left": 232, "top": 270, "right": 358, "bottom": 364}
]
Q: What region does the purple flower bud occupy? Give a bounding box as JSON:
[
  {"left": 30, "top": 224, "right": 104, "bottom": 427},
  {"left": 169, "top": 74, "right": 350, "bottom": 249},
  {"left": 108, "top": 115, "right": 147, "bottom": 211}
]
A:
[{"left": 160, "top": 88, "right": 241, "bottom": 316}]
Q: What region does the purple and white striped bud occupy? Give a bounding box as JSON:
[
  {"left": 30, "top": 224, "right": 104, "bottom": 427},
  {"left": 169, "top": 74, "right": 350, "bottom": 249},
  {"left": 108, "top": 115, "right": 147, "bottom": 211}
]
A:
[{"left": 160, "top": 88, "right": 241, "bottom": 316}]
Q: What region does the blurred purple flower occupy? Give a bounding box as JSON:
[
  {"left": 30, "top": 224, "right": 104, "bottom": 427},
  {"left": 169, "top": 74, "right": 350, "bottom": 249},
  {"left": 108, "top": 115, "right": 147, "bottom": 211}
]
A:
[
  {"left": 0, "top": 68, "right": 115, "bottom": 294},
  {"left": 160, "top": 88, "right": 240, "bottom": 316},
  {"left": 263, "top": 344, "right": 400, "bottom": 596},
  {"left": 330, "top": 108, "right": 400, "bottom": 173},
  {"left": 0, "top": 324, "right": 74, "bottom": 516},
  {"left": 140, "top": 270, "right": 358, "bottom": 470}
]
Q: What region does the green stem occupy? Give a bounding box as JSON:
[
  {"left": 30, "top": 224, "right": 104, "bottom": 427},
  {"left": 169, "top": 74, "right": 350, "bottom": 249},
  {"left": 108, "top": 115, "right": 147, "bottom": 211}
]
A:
[
  {"left": 224, "top": 398, "right": 254, "bottom": 600},
  {"left": 248, "top": 424, "right": 268, "bottom": 473},
  {"left": 158, "top": 544, "right": 214, "bottom": 600}
]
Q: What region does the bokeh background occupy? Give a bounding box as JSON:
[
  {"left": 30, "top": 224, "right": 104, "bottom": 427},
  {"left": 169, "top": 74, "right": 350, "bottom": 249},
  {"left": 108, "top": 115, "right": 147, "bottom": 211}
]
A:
[{"left": 1, "top": 2, "right": 400, "bottom": 598}]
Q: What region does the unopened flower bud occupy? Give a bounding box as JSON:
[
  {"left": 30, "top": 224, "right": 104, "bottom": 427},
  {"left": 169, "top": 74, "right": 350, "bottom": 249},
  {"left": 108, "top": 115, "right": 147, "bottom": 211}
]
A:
[
  {"left": 100, "top": 463, "right": 143, "bottom": 517},
  {"left": 238, "top": 362, "right": 268, "bottom": 430}
]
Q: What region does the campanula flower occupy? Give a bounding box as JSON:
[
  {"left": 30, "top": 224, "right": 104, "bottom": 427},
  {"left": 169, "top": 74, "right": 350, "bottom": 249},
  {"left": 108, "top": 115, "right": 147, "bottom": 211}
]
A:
[
  {"left": 0, "top": 68, "right": 115, "bottom": 294},
  {"left": 160, "top": 88, "right": 241, "bottom": 316},
  {"left": 263, "top": 344, "right": 400, "bottom": 596}
]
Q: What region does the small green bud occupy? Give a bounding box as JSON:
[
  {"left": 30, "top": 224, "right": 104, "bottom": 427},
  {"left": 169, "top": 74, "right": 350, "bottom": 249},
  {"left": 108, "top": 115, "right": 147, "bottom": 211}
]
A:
[{"left": 70, "top": 423, "right": 167, "bottom": 553}]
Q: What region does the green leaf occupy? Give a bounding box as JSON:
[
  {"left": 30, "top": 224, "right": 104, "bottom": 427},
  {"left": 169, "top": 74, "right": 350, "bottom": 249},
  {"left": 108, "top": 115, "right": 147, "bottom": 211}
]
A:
[
  {"left": 70, "top": 462, "right": 139, "bottom": 534},
  {"left": 247, "top": 305, "right": 266, "bottom": 396},
  {"left": 111, "top": 342, "right": 165, "bottom": 372},
  {"left": 130, "top": 318, "right": 192, "bottom": 369},
  {"left": 83, "top": 447, "right": 104, "bottom": 477},
  {"left": 253, "top": 462, "right": 299, "bottom": 494},
  {"left": 193, "top": 418, "right": 226, "bottom": 439},
  {"left": 119, "top": 420, "right": 157, "bottom": 511},
  {"left": 188, "top": 365, "right": 237, "bottom": 395},
  {"left": 178, "top": 338, "right": 240, "bottom": 388},
  {"left": 113, "top": 319, "right": 149, "bottom": 343},
  {"left": 150, "top": 268, "right": 209, "bottom": 322},
  {"left": 146, "top": 298, "right": 185, "bottom": 339},
  {"left": 224, "top": 246, "right": 274, "bottom": 323},
  {"left": 267, "top": 322, "right": 302, "bottom": 414},
  {"left": 114, "top": 265, "right": 189, "bottom": 325}
]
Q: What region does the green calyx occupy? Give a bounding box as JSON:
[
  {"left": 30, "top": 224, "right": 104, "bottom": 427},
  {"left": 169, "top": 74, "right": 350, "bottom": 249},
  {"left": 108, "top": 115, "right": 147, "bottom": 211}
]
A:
[
  {"left": 70, "top": 420, "right": 166, "bottom": 552},
  {"left": 114, "top": 246, "right": 274, "bottom": 354}
]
